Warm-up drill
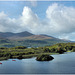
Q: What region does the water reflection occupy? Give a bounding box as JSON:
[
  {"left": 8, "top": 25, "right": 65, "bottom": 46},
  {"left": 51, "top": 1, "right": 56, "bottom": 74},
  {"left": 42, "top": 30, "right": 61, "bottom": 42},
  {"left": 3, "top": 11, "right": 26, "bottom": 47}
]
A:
[{"left": 0, "top": 52, "right": 75, "bottom": 74}]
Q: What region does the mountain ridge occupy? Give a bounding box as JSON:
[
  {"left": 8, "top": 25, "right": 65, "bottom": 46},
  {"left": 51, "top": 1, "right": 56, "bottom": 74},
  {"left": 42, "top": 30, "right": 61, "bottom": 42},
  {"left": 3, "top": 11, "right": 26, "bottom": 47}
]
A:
[
  {"left": 0, "top": 31, "right": 71, "bottom": 47},
  {"left": 0, "top": 31, "right": 34, "bottom": 38}
]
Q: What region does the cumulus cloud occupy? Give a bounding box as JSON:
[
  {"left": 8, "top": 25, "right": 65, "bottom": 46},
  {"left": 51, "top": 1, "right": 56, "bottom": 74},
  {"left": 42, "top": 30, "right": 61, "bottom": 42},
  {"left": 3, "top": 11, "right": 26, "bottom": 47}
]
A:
[
  {"left": 31, "top": 3, "right": 75, "bottom": 38},
  {"left": 0, "top": 7, "right": 40, "bottom": 33},
  {"left": 0, "top": 3, "right": 75, "bottom": 40},
  {"left": 44, "top": 3, "right": 75, "bottom": 38},
  {"left": 18, "top": 6, "right": 40, "bottom": 33},
  {"left": 0, "top": 11, "right": 18, "bottom": 32}
]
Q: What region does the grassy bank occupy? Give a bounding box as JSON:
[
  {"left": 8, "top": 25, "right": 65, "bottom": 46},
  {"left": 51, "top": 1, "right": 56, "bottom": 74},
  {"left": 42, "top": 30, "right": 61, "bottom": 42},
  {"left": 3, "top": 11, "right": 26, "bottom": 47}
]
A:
[
  {"left": 0, "top": 57, "right": 8, "bottom": 61},
  {"left": 0, "top": 42, "right": 75, "bottom": 61},
  {"left": 0, "top": 53, "right": 59, "bottom": 61}
]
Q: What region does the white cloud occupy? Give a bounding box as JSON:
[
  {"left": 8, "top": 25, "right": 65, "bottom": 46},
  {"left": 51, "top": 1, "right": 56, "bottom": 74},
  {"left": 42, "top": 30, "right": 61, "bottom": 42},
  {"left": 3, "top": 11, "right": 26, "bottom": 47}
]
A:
[
  {"left": 46, "top": 3, "right": 75, "bottom": 35},
  {"left": 0, "top": 11, "right": 18, "bottom": 32},
  {"left": 0, "top": 7, "right": 40, "bottom": 33},
  {"left": 34, "top": 3, "right": 75, "bottom": 40},
  {"left": 19, "top": 6, "right": 40, "bottom": 32},
  {"left": 31, "top": 3, "right": 75, "bottom": 38},
  {"left": 0, "top": 3, "right": 75, "bottom": 40},
  {"left": 59, "top": 33, "right": 75, "bottom": 41}
]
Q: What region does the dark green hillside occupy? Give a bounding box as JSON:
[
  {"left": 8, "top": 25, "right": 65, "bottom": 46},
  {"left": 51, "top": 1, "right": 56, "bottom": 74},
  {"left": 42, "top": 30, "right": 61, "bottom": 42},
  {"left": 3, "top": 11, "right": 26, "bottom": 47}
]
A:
[
  {"left": 0, "top": 31, "right": 72, "bottom": 47},
  {"left": 15, "top": 31, "right": 33, "bottom": 37},
  {"left": 0, "top": 32, "right": 15, "bottom": 38},
  {"left": 0, "top": 31, "right": 33, "bottom": 38},
  {"left": 0, "top": 39, "right": 69, "bottom": 48}
]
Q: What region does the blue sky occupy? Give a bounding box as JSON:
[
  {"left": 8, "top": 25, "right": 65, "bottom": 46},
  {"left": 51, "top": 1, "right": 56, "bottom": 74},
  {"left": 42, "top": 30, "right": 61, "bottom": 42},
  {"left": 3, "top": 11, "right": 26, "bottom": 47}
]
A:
[
  {"left": 0, "top": 1, "right": 75, "bottom": 19},
  {"left": 0, "top": 1, "right": 75, "bottom": 41}
]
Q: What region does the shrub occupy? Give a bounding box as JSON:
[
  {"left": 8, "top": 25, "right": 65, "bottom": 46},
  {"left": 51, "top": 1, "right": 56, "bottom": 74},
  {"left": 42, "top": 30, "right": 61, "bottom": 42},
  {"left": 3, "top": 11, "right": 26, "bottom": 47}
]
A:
[
  {"left": 36, "top": 54, "right": 54, "bottom": 61},
  {"left": 15, "top": 46, "right": 27, "bottom": 49}
]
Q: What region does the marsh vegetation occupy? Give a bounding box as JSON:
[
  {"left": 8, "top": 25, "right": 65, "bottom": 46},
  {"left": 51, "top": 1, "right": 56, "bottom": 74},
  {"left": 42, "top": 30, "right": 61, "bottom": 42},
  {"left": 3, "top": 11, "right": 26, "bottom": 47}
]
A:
[{"left": 0, "top": 43, "right": 75, "bottom": 61}]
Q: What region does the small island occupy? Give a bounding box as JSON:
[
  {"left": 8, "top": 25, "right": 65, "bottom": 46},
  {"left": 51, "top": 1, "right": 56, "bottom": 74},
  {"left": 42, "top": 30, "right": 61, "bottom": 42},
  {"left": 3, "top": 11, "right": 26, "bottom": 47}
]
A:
[{"left": 36, "top": 54, "right": 54, "bottom": 61}]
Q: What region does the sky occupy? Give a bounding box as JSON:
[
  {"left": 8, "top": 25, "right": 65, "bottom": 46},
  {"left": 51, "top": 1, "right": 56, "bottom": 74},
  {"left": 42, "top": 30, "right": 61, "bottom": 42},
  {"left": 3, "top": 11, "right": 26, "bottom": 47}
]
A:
[{"left": 0, "top": 1, "right": 75, "bottom": 41}]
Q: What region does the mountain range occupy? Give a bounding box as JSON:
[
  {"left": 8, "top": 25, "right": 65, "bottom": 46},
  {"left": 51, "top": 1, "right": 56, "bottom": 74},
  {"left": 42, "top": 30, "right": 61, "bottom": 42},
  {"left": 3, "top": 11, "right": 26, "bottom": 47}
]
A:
[{"left": 0, "top": 31, "right": 71, "bottom": 47}]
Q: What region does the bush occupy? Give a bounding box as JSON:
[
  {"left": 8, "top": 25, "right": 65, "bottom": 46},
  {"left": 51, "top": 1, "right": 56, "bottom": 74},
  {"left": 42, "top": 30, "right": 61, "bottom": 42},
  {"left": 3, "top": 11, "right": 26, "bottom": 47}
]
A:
[
  {"left": 17, "top": 55, "right": 23, "bottom": 59},
  {"left": 0, "top": 47, "right": 8, "bottom": 49},
  {"left": 14, "top": 46, "right": 27, "bottom": 49},
  {"left": 36, "top": 54, "right": 54, "bottom": 61},
  {"left": 43, "top": 48, "right": 50, "bottom": 52}
]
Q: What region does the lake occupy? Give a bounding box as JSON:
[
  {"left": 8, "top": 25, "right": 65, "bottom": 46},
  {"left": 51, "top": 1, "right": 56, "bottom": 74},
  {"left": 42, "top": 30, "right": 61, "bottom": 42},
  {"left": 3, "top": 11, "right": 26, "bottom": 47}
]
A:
[{"left": 0, "top": 52, "right": 75, "bottom": 74}]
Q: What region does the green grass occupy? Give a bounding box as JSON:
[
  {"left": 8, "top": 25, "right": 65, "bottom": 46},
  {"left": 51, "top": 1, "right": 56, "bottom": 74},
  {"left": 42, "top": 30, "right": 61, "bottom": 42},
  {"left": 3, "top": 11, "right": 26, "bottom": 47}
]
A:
[
  {"left": 0, "top": 57, "right": 8, "bottom": 61},
  {"left": 67, "top": 50, "right": 73, "bottom": 52},
  {"left": 23, "top": 54, "right": 38, "bottom": 58},
  {"left": 0, "top": 42, "right": 75, "bottom": 60},
  {"left": 22, "top": 53, "right": 59, "bottom": 59}
]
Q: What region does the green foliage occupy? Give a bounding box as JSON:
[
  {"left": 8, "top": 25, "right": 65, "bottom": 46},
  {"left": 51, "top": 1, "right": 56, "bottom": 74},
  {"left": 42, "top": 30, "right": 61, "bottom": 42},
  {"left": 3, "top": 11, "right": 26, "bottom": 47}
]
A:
[
  {"left": 46, "top": 43, "right": 75, "bottom": 53},
  {"left": 0, "top": 47, "right": 8, "bottom": 49},
  {"left": 43, "top": 47, "right": 50, "bottom": 52},
  {"left": 13, "top": 46, "right": 27, "bottom": 49},
  {"left": 0, "top": 38, "right": 69, "bottom": 48},
  {"left": 36, "top": 54, "right": 54, "bottom": 61},
  {"left": 17, "top": 55, "right": 23, "bottom": 59},
  {"left": 0, "top": 42, "right": 75, "bottom": 61}
]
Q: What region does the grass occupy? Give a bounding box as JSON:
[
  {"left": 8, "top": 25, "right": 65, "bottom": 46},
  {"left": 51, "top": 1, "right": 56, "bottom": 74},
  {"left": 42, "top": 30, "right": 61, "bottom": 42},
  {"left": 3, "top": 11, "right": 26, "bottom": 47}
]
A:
[
  {"left": 23, "top": 54, "right": 38, "bottom": 58},
  {"left": 22, "top": 53, "right": 59, "bottom": 59},
  {"left": 67, "top": 50, "right": 73, "bottom": 52},
  {"left": 0, "top": 52, "right": 59, "bottom": 61},
  {"left": 0, "top": 57, "right": 8, "bottom": 61},
  {"left": 1, "top": 42, "right": 75, "bottom": 61}
]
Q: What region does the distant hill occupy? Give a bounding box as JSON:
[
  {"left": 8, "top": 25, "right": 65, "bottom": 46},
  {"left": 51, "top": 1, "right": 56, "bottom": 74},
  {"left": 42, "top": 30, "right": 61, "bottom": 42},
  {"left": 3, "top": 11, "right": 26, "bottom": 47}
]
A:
[
  {"left": 0, "top": 32, "right": 15, "bottom": 38},
  {"left": 15, "top": 31, "right": 34, "bottom": 37},
  {"left": 0, "top": 31, "right": 33, "bottom": 38},
  {"left": 0, "top": 31, "right": 72, "bottom": 47},
  {"left": 0, "top": 31, "right": 56, "bottom": 41},
  {"left": 8, "top": 35, "right": 55, "bottom": 41}
]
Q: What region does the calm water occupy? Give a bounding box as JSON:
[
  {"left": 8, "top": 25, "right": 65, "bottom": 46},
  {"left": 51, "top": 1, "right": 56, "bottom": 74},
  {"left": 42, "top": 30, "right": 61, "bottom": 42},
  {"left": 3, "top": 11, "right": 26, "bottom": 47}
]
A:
[{"left": 0, "top": 52, "right": 75, "bottom": 74}]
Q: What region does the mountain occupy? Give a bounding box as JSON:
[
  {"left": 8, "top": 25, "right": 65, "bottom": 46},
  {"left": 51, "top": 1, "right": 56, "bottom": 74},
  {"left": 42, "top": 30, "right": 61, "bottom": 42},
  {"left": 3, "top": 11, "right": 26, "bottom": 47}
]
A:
[
  {"left": 15, "top": 31, "right": 34, "bottom": 37},
  {"left": 0, "top": 31, "right": 33, "bottom": 38},
  {"left": 0, "top": 31, "right": 71, "bottom": 47},
  {"left": 40, "top": 34, "right": 56, "bottom": 38},
  {"left": 8, "top": 35, "right": 55, "bottom": 41},
  {"left": 0, "top": 31, "right": 55, "bottom": 41},
  {"left": 0, "top": 32, "right": 15, "bottom": 38}
]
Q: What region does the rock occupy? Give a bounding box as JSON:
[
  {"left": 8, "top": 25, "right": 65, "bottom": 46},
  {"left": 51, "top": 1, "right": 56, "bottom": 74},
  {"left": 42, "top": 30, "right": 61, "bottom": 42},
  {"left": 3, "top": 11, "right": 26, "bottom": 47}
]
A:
[{"left": 36, "top": 54, "right": 54, "bottom": 61}]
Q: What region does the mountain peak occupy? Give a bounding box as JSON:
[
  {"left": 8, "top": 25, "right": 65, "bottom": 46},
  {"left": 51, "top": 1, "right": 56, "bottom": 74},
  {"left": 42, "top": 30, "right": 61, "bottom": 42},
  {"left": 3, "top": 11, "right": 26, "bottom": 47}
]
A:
[
  {"left": 16, "top": 31, "right": 34, "bottom": 37},
  {"left": 0, "top": 31, "right": 34, "bottom": 38}
]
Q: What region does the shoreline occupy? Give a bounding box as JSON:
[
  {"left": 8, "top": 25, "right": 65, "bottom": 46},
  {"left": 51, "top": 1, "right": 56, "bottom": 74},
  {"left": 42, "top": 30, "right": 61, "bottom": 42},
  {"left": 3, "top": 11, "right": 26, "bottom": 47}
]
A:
[
  {"left": 0, "top": 43, "right": 75, "bottom": 61},
  {"left": 0, "top": 53, "right": 59, "bottom": 61},
  {"left": 0, "top": 51, "right": 74, "bottom": 61}
]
